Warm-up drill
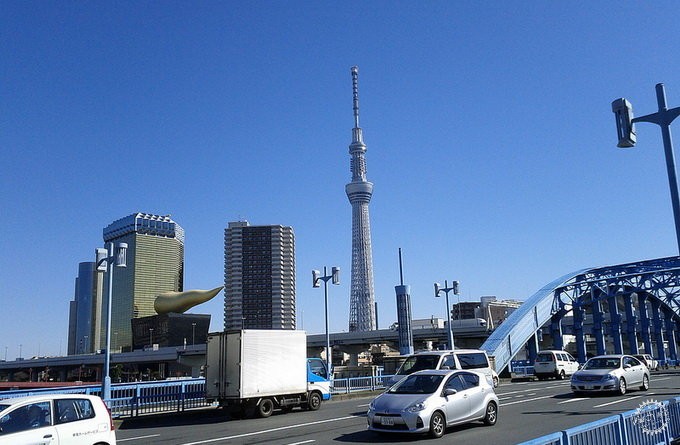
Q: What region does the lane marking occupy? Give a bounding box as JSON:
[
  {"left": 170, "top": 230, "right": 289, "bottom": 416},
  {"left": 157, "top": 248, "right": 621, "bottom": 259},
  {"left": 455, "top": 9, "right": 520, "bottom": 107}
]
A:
[
  {"left": 287, "top": 441, "right": 315, "bottom": 445},
  {"left": 594, "top": 395, "right": 641, "bottom": 408},
  {"left": 118, "top": 434, "right": 161, "bottom": 442},
  {"left": 557, "top": 398, "right": 588, "bottom": 404},
  {"left": 502, "top": 395, "right": 553, "bottom": 406},
  {"left": 179, "top": 415, "right": 362, "bottom": 445}
]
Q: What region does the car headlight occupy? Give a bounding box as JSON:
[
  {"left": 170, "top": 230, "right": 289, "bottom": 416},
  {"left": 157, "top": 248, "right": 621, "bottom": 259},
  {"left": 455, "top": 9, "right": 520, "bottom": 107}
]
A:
[
  {"left": 368, "top": 401, "right": 375, "bottom": 412},
  {"left": 406, "top": 401, "right": 427, "bottom": 413},
  {"left": 604, "top": 373, "right": 617, "bottom": 381}
]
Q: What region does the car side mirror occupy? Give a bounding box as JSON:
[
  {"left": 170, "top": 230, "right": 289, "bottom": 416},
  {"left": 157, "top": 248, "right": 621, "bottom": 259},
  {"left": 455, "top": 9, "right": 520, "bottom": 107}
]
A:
[
  {"left": 624, "top": 364, "right": 632, "bottom": 369},
  {"left": 442, "top": 388, "right": 457, "bottom": 397}
]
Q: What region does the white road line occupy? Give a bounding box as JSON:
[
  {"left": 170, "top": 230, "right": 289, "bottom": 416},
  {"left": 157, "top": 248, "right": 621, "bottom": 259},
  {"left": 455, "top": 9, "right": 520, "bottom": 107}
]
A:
[
  {"left": 287, "top": 441, "right": 315, "bottom": 445},
  {"left": 179, "top": 415, "right": 361, "bottom": 445},
  {"left": 118, "top": 434, "right": 161, "bottom": 442},
  {"left": 502, "top": 395, "right": 553, "bottom": 406},
  {"left": 557, "top": 398, "right": 588, "bottom": 404},
  {"left": 652, "top": 377, "right": 671, "bottom": 382},
  {"left": 356, "top": 403, "right": 370, "bottom": 407},
  {"left": 593, "top": 395, "right": 641, "bottom": 408}
]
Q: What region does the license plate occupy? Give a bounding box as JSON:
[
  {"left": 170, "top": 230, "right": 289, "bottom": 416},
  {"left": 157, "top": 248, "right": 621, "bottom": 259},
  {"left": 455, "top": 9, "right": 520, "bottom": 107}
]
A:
[
  {"left": 585, "top": 384, "right": 593, "bottom": 390},
  {"left": 380, "top": 416, "right": 395, "bottom": 426}
]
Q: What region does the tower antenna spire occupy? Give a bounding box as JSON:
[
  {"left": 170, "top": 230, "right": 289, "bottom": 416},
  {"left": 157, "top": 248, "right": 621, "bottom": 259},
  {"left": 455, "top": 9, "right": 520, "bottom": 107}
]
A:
[{"left": 351, "top": 66, "right": 360, "bottom": 129}]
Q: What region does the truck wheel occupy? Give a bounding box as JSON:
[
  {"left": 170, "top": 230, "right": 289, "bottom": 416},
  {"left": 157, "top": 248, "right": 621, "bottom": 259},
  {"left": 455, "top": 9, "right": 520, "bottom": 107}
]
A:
[
  {"left": 257, "top": 398, "right": 274, "bottom": 418},
  {"left": 307, "top": 392, "right": 322, "bottom": 411}
]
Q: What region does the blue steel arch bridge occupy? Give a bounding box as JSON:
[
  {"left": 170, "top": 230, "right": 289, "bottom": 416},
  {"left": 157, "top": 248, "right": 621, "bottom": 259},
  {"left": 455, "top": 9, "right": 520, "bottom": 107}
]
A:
[{"left": 481, "top": 256, "right": 680, "bottom": 373}]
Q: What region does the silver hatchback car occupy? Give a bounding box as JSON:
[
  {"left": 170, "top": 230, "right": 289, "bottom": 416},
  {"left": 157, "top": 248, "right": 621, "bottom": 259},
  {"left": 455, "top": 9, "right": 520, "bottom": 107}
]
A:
[{"left": 367, "top": 369, "right": 499, "bottom": 438}]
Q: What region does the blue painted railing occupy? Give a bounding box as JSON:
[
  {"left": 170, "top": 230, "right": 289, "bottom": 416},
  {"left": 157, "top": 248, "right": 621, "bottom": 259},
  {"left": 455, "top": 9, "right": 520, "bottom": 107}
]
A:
[
  {"left": 518, "top": 396, "right": 680, "bottom": 445},
  {"left": 0, "top": 375, "right": 394, "bottom": 417}
]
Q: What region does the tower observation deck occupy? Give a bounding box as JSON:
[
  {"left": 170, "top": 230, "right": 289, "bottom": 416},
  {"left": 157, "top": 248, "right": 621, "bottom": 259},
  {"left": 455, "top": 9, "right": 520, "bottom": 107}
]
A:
[{"left": 346, "top": 66, "right": 377, "bottom": 332}]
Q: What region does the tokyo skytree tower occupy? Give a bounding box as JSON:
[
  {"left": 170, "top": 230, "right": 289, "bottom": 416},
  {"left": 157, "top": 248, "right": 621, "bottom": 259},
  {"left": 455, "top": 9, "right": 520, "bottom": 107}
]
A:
[{"left": 346, "top": 66, "right": 377, "bottom": 332}]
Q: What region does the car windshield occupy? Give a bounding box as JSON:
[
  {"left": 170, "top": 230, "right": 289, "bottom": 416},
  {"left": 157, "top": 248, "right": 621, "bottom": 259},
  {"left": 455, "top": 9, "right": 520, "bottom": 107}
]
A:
[
  {"left": 397, "top": 355, "right": 440, "bottom": 376},
  {"left": 583, "top": 358, "right": 620, "bottom": 370},
  {"left": 0, "top": 404, "right": 9, "bottom": 412},
  {"left": 389, "top": 374, "right": 444, "bottom": 394}
]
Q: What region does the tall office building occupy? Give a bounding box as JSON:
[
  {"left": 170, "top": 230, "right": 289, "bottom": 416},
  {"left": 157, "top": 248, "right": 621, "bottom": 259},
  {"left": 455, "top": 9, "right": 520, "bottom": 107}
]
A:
[
  {"left": 67, "top": 262, "right": 105, "bottom": 354},
  {"left": 224, "top": 221, "right": 296, "bottom": 330},
  {"left": 103, "top": 213, "right": 184, "bottom": 351},
  {"left": 346, "top": 66, "right": 377, "bottom": 332}
]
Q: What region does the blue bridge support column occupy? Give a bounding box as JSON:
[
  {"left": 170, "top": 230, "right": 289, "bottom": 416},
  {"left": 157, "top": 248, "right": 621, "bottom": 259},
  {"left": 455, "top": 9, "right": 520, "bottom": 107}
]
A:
[
  {"left": 551, "top": 314, "right": 563, "bottom": 351},
  {"left": 592, "top": 298, "right": 606, "bottom": 356},
  {"left": 574, "top": 305, "right": 587, "bottom": 363},
  {"left": 608, "top": 295, "right": 624, "bottom": 354},
  {"left": 624, "top": 293, "right": 639, "bottom": 355},
  {"left": 638, "top": 293, "right": 653, "bottom": 355},
  {"left": 650, "top": 299, "right": 667, "bottom": 363},
  {"left": 527, "top": 333, "right": 538, "bottom": 364},
  {"left": 664, "top": 309, "right": 678, "bottom": 362}
]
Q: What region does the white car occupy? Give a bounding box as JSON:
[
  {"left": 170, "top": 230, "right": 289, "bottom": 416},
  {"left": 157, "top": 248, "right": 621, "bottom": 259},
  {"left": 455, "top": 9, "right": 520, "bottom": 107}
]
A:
[
  {"left": 368, "top": 369, "right": 499, "bottom": 438},
  {"left": 0, "top": 394, "right": 116, "bottom": 445},
  {"left": 571, "top": 354, "right": 650, "bottom": 396},
  {"left": 534, "top": 350, "right": 580, "bottom": 380},
  {"left": 634, "top": 354, "right": 659, "bottom": 371}
]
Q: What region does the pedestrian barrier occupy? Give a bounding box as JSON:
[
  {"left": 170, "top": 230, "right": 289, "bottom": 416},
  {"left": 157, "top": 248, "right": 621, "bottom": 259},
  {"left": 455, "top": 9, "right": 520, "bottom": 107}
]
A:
[
  {"left": 518, "top": 396, "right": 680, "bottom": 445},
  {"left": 0, "top": 375, "right": 393, "bottom": 418}
]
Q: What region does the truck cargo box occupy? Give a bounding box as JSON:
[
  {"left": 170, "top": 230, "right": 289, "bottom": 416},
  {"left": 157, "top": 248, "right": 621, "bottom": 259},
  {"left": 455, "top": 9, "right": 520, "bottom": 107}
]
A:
[{"left": 206, "top": 330, "right": 308, "bottom": 400}]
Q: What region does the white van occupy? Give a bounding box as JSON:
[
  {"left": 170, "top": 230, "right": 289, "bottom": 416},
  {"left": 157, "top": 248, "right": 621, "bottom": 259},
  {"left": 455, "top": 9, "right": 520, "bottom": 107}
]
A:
[
  {"left": 390, "top": 349, "right": 499, "bottom": 387},
  {"left": 534, "top": 350, "right": 579, "bottom": 380},
  {"left": 0, "top": 394, "right": 116, "bottom": 445}
]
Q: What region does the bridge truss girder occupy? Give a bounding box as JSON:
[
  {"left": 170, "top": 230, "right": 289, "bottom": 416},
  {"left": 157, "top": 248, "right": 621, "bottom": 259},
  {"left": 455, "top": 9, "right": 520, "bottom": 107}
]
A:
[{"left": 481, "top": 256, "right": 680, "bottom": 373}]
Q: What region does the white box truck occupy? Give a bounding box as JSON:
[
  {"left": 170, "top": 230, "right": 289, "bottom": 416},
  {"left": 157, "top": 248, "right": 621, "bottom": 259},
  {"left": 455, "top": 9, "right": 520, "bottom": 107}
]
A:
[{"left": 205, "top": 329, "right": 331, "bottom": 418}]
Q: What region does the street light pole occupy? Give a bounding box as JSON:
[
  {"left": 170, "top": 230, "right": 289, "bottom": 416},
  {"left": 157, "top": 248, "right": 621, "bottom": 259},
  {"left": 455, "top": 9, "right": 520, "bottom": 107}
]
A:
[
  {"left": 434, "top": 280, "right": 459, "bottom": 350},
  {"left": 613, "top": 83, "right": 680, "bottom": 253},
  {"left": 192, "top": 322, "right": 196, "bottom": 346},
  {"left": 96, "top": 242, "right": 127, "bottom": 402},
  {"left": 312, "top": 266, "right": 340, "bottom": 380}
]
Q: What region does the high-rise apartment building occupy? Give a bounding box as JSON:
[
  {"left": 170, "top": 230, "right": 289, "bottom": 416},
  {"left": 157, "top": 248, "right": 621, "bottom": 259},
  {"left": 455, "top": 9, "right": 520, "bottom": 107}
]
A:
[
  {"left": 103, "top": 213, "right": 184, "bottom": 351},
  {"left": 224, "top": 221, "right": 296, "bottom": 330}
]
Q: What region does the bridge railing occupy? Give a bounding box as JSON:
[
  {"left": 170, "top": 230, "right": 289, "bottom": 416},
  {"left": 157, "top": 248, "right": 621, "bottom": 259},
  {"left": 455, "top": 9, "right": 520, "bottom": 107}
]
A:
[
  {"left": 0, "top": 375, "right": 394, "bottom": 418},
  {"left": 518, "top": 396, "right": 680, "bottom": 445}
]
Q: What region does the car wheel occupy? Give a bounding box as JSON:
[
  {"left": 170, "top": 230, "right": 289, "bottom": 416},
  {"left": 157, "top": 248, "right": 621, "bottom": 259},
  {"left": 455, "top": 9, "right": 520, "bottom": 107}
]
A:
[
  {"left": 306, "top": 391, "right": 322, "bottom": 411},
  {"left": 558, "top": 370, "right": 566, "bottom": 380},
  {"left": 618, "top": 377, "right": 627, "bottom": 395},
  {"left": 429, "top": 411, "right": 446, "bottom": 438},
  {"left": 257, "top": 398, "right": 274, "bottom": 418},
  {"left": 640, "top": 374, "right": 649, "bottom": 391},
  {"left": 483, "top": 401, "right": 498, "bottom": 426}
]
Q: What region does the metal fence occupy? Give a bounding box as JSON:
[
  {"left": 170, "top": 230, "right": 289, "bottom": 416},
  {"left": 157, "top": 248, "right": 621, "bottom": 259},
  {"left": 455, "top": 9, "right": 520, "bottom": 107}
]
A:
[
  {"left": 0, "top": 375, "right": 391, "bottom": 418},
  {"left": 518, "top": 397, "right": 680, "bottom": 445}
]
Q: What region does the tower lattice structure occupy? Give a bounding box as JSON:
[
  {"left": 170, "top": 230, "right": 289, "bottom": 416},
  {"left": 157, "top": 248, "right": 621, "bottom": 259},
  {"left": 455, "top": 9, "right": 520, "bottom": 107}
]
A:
[{"left": 345, "top": 66, "right": 377, "bottom": 332}]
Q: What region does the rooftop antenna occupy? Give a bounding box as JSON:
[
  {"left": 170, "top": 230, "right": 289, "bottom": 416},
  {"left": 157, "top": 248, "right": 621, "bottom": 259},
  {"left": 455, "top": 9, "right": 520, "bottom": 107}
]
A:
[{"left": 398, "top": 248, "right": 404, "bottom": 286}]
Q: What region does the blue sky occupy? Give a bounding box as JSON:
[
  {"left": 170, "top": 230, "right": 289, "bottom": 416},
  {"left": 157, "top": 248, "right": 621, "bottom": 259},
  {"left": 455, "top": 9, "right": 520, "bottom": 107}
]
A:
[{"left": 2, "top": 2, "right": 680, "bottom": 358}]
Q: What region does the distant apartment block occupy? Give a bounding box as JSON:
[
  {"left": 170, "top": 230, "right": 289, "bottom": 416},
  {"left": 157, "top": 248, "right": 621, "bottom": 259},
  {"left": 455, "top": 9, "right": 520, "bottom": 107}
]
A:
[{"left": 224, "top": 221, "right": 296, "bottom": 330}]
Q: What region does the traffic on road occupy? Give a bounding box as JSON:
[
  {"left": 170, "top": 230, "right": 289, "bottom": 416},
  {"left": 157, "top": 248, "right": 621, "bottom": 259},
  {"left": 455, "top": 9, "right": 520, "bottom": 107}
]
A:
[{"left": 113, "top": 368, "right": 680, "bottom": 445}]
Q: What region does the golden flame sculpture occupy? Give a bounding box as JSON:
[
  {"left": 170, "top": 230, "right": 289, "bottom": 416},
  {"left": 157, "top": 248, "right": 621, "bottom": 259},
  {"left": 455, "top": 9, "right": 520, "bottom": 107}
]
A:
[{"left": 154, "top": 286, "right": 223, "bottom": 314}]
